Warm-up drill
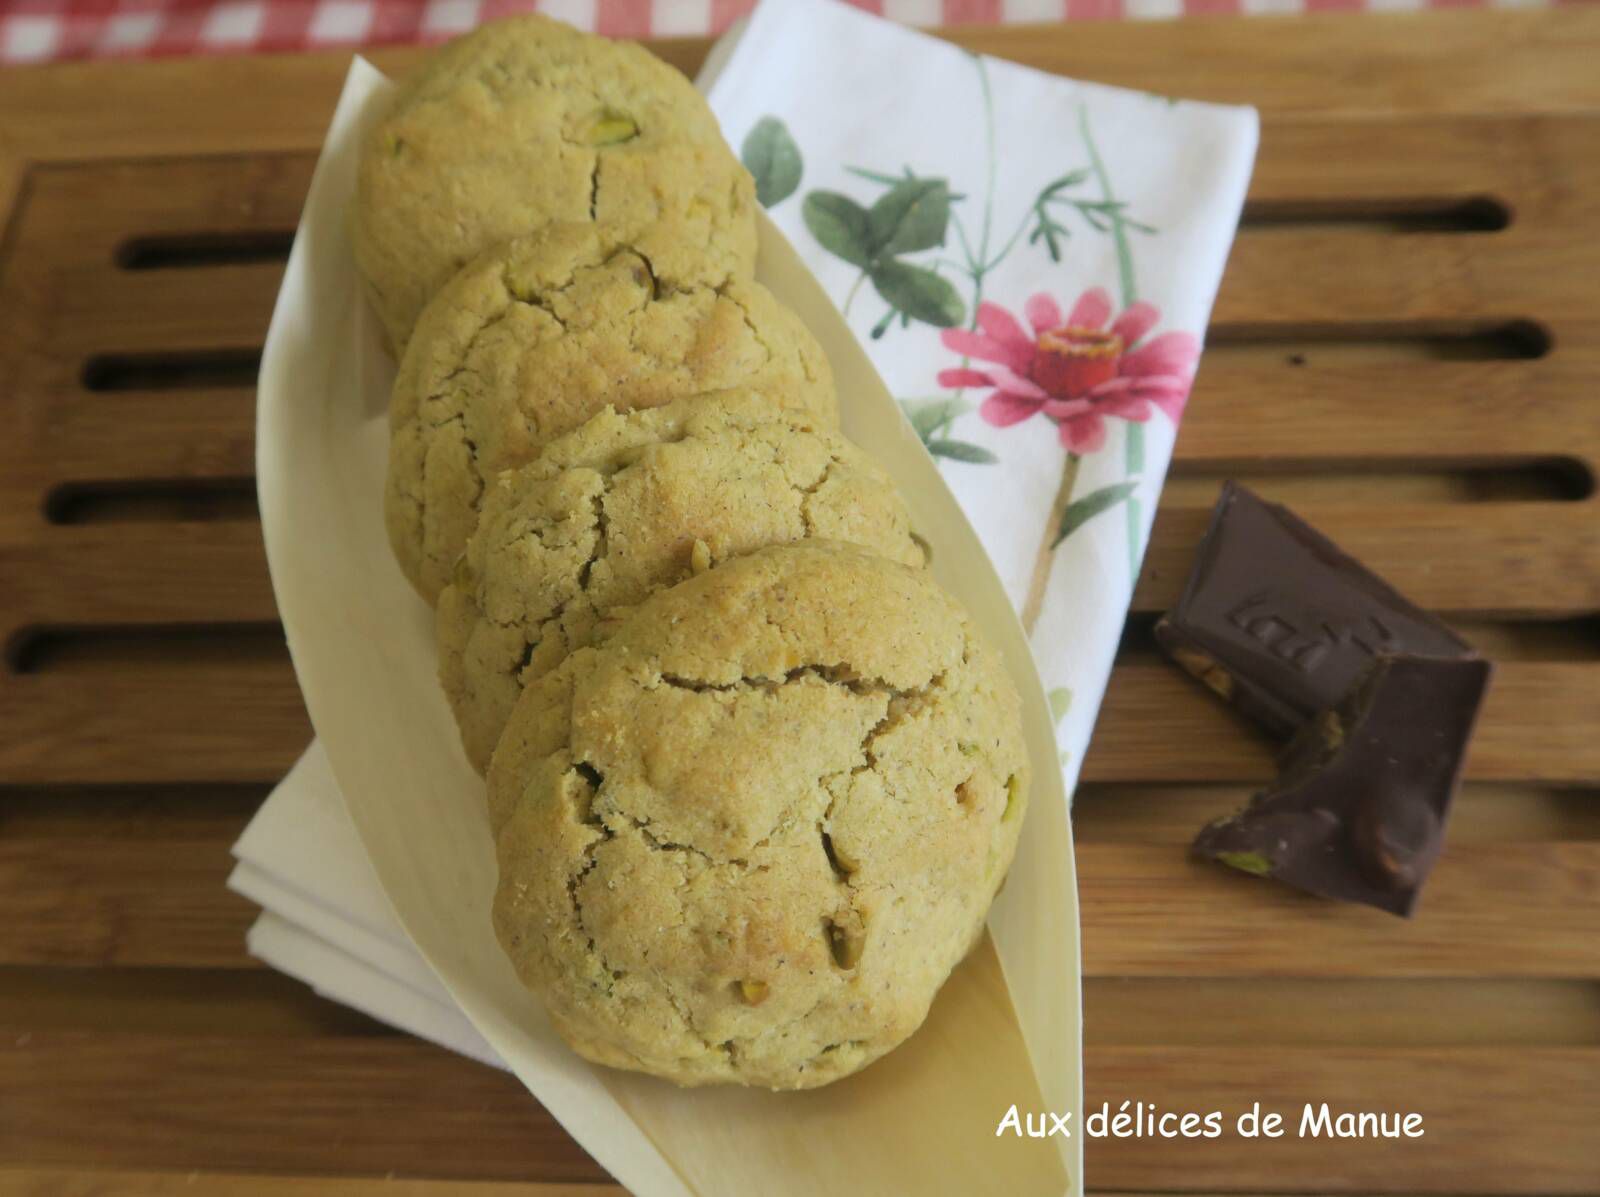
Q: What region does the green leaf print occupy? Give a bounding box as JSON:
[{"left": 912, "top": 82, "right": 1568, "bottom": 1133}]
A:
[
  {"left": 901, "top": 395, "right": 972, "bottom": 439},
  {"left": 803, "top": 165, "right": 964, "bottom": 334},
  {"left": 926, "top": 438, "right": 998, "bottom": 465},
  {"left": 1053, "top": 480, "right": 1139, "bottom": 547},
  {"left": 897, "top": 397, "right": 993, "bottom": 468},
  {"left": 869, "top": 260, "right": 963, "bottom": 329},
  {"left": 802, "top": 191, "right": 875, "bottom": 268},
  {"left": 868, "top": 177, "right": 952, "bottom": 257},
  {"left": 741, "top": 117, "right": 803, "bottom": 208}
]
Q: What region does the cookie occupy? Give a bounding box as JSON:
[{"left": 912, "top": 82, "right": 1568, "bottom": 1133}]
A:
[
  {"left": 488, "top": 541, "right": 1029, "bottom": 1089},
  {"left": 385, "top": 222, "right": 837, "bottom": 603},
  {"left": 438, "top": 391, "right": 924, "bottom": 773},
  {"left": 354, "top": 14, "right": 757, "bottom": 349}
]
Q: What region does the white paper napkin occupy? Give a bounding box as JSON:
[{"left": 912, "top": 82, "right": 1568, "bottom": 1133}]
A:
[
  {"left": 233, "top": 0, "right": 1255, "bottom": 1097},
  {"left": 229, "top": 741, "right": 502, "bottom": 1068}
]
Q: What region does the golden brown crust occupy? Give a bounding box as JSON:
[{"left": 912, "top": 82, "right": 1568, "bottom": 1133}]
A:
[
  {"left": 437, "top": 391, "right": 924, "bottom": 772},
  {"left": 488, "top": 542, "right": 1029, "bottom": 1089},
  {"left": 384, "top": 223, "right": 838, "bottom": 603},
  {"left": 353, "top": 14, "right": 757, "bottom": 349}
]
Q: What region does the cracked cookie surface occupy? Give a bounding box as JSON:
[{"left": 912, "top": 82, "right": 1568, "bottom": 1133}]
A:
[
  {"left": 354, "top": 14, "right": 757, "bottom": 350},
  {"left": 488, "top": 541, "right": 1029, "bottom": 1089},
  {"left": 385, "top": 222, "right": 838, "bottom": 602},
  {"left": 438, "top": 390, "right": 925, "bottom": 774}
]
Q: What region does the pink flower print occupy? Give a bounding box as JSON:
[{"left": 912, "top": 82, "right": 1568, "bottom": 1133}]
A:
[{"left": 937, "top": 288, "right": 1200, "bottom": 454}]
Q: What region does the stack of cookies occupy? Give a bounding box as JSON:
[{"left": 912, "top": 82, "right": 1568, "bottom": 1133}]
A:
[{"left": 355, "top": 15, "right": 1029, "bottom": 1090}]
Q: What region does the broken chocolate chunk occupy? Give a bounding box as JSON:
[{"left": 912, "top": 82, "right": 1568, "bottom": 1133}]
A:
[
  {"left": 1193, "top": 653, "right": 1493, "bottom": 917},
  {"left": 1155, "top": 482, "right": 1475, "bottom": 738}
]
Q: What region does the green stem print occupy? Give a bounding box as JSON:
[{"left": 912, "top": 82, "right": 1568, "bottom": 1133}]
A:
[
  {"left": 903, "top": 55, "right": 999, "bottom": 462},
  {"left": 967, "top": 52, "right": 999, "bottom": 328},
  {"left": 1078, "top": 102, "right": 1150, "bottom": 582},
  {"left": 843, "top": 271, "right": 867, "bottom": 318},
  {"left": 1080, "top": 104, "right": 1138, "bottom": 312}
]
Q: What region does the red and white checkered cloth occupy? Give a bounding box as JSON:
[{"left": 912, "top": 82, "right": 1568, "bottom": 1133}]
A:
[{"left": 0, "top": 0, "right": 1574, "bottom": 64}]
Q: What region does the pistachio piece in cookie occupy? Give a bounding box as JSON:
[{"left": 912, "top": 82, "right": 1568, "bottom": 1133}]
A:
[
  {"left": 384, "top": 222, "right": 837, "bottom": 603},
  {"left": 437, "top": 390, "right": 924, "bottom": 773},
  {"left": 488, "top": 541, "right": 1028, "bottom": 1090},
  {"left": 353, "top": 14, "right": 757, "bottom": 350}
]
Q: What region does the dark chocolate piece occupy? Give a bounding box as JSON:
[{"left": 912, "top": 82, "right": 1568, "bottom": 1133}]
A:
[
  {"left": 1155, "top": 482, "right": 1475, "bottom": 738},
  {"left": 1193, "top": 653, "right": 1492, "bottom": 917}
]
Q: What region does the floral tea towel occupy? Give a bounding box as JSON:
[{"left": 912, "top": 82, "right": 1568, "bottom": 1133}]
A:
[{"left": 708, "top": 0, "right": 1257, "bottom": 790}]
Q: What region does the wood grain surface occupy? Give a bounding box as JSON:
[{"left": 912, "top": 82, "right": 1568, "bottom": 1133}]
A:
[{"left": 1, "top": 8, "right": 1598, "bottom": 1196}]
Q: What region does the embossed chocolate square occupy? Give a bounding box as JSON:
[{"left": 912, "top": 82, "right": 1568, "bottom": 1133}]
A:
[{"left": 1154, "top": 482, "right": 1476, "bottom": 738}]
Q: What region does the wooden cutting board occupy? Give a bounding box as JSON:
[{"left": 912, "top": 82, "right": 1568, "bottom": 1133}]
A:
[{"left": 2, "top": 8, "right": 1598, "bottom": 1195}]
